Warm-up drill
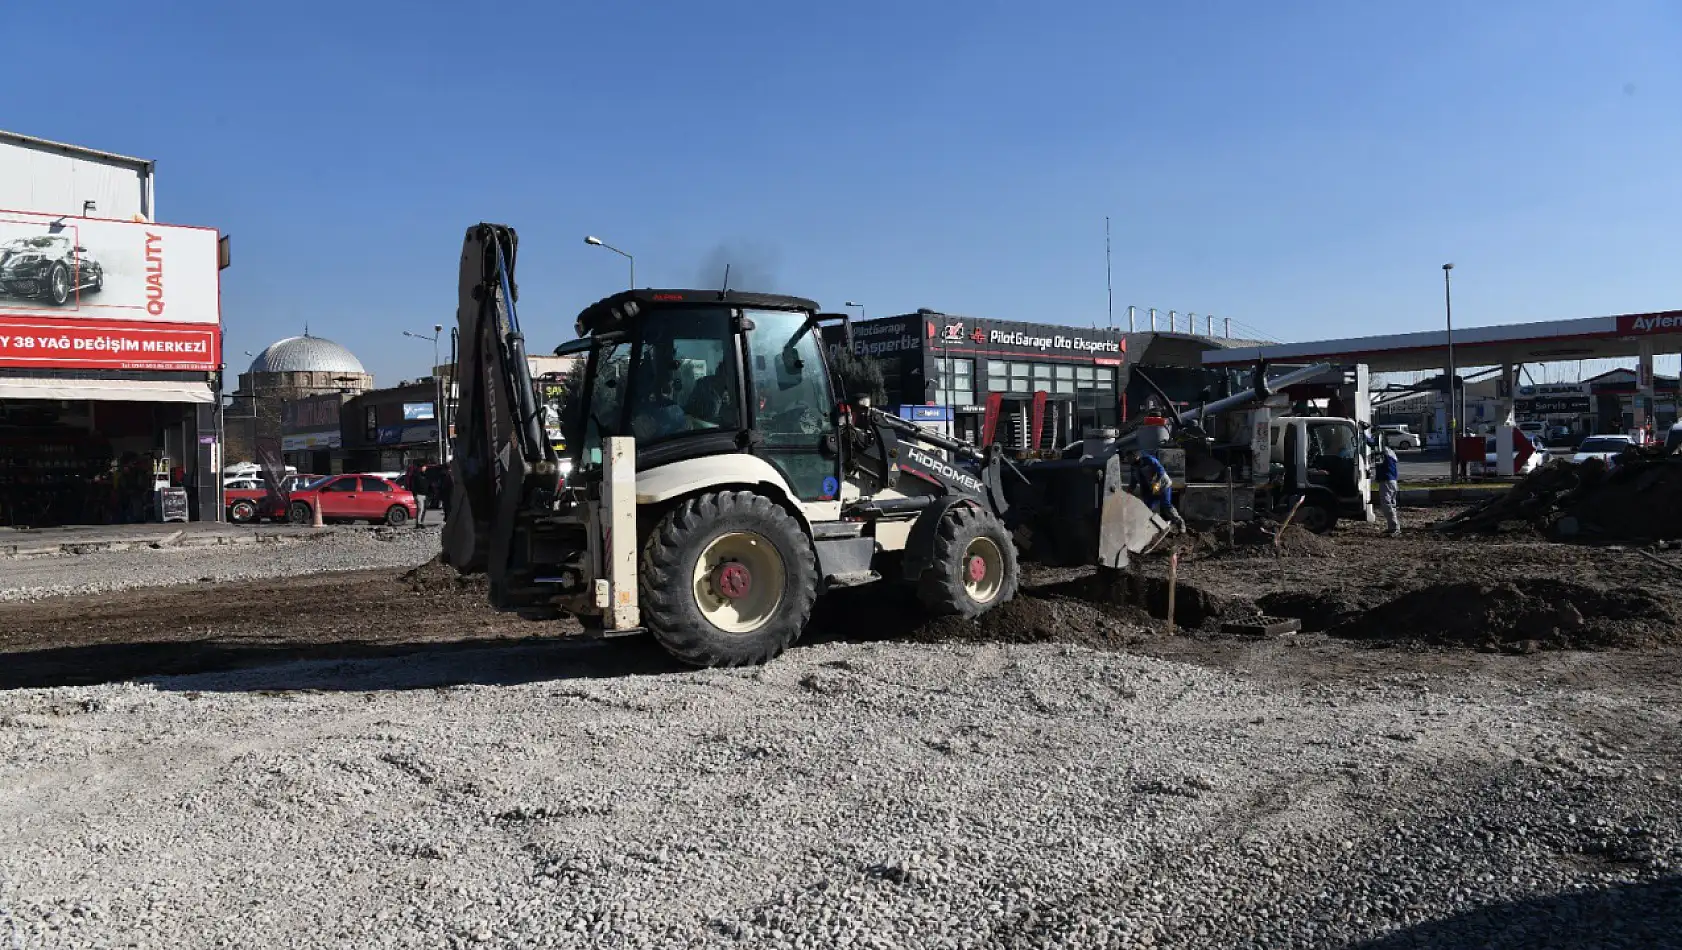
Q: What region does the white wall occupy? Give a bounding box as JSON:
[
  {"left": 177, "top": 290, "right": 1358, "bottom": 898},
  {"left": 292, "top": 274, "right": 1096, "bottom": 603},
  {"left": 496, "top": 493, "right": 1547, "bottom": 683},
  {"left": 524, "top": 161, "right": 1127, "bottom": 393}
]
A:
[{"left": 0, "top": 136, "right": 151, "bottom": 219}]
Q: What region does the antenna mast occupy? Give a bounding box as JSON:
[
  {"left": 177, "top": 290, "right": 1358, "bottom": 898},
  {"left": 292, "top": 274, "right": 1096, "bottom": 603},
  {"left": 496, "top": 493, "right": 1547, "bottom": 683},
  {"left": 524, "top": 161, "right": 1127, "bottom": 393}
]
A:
[{"left": 1105, "top": 216, "right": 1114, "bottom": 330}]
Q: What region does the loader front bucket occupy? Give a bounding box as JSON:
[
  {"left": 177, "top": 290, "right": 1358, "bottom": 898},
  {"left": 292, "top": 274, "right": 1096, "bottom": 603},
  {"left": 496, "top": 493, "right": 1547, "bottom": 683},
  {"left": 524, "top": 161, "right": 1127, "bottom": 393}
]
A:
[{"left": 1005, "top": 455, "right": 1173, "bottom": 569}]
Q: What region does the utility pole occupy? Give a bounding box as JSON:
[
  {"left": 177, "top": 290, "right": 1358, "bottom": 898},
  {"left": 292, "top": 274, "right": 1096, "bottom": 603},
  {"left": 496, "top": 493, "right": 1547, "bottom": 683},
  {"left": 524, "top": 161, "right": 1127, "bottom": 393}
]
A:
[{"left": 1443, "top": 262, "right": 1457, "bottom": 484}]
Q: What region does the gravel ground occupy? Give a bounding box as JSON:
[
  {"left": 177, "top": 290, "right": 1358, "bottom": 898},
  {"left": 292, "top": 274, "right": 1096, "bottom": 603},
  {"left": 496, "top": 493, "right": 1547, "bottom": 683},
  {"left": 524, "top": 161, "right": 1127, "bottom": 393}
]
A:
[
  {"left": 0, "top": 527, "right": 442, "bottom": 603},
  {"left": 1, "top": 636, "right": 1677, "bottom": 949}
]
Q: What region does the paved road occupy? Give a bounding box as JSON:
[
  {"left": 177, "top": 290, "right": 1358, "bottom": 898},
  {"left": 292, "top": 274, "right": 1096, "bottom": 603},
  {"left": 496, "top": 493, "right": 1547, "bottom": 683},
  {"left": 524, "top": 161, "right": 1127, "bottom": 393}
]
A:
[{"left": 1393, "top": 447, "right": 1450, "bottom": 481}]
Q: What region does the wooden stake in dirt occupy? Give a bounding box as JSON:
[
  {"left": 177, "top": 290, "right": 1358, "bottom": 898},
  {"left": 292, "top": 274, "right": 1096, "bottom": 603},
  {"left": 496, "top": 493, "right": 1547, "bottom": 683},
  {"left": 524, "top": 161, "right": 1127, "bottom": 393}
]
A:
[
  {"left": 1166, "top": 552, "right": 1179, "bottom": 636},
  {"left": 1226, "top": 468, "right": 1236, "bottom": 546},
  {"left": 1275, "top": 495, "right": 1305, "bottom": 548}
]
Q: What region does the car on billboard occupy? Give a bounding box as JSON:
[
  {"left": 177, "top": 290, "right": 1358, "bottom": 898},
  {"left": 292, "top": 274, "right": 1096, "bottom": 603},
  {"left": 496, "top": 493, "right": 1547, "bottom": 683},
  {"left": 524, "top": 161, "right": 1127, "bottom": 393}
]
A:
[
  {"left": 0, "top": 235, "right": 104, "bottom": 306},
  {"left": 285, "top": 474, "right": 418, "bottom": 527}
]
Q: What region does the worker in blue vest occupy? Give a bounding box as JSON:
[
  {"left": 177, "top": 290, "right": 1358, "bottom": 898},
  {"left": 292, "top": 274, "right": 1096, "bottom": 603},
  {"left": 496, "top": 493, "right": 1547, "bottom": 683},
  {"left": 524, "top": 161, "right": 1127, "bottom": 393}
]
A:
[
  {"left": 1130, "top": 453, "right": 1185, "bottom": 531},
  {"left": 1369, "top": 432, "right": 1401, "bottom": 537}
]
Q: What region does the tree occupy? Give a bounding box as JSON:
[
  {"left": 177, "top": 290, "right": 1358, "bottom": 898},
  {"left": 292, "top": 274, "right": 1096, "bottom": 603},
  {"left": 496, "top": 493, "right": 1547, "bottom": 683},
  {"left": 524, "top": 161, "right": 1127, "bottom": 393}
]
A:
[{"left": 828, "top": 345, "right": 887, "bottom": 407}]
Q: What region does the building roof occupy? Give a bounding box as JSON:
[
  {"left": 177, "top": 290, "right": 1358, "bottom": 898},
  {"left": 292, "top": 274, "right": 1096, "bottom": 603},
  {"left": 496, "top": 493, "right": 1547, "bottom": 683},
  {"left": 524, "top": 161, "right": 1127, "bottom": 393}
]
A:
[
  {"left": 249, "top": 334, "right": 367, "bottom": 376},
  {"left": 1202, "top": 309, "right": 1682, "bottom": 372},
  {"left": 0, "top": 129, "right": 154, "bottom": 171}
]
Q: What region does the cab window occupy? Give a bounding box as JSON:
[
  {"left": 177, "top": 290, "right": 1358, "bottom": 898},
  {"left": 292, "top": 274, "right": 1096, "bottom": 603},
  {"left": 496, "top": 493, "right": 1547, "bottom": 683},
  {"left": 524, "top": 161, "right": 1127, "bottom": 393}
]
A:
[{"left": 629, "top": 308, "right": 739, "bottom": 443}]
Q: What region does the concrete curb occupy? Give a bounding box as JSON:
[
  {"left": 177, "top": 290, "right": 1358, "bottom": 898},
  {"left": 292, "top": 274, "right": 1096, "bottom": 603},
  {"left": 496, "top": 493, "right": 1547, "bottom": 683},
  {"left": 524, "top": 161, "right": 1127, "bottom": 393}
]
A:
[
  {"left": 0, "top": 529, "right": 327, "bottom": 559},
  {"left": 1390, "top": 486, "right": 1507, "bottom": 506}
]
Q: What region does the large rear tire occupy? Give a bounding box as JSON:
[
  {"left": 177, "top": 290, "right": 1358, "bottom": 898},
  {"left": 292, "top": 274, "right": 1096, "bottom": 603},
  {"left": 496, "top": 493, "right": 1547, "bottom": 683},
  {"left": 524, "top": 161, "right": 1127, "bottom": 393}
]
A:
[
  {"left": 917, "top": 505, "right": 1019, "bottom": 619},
  {"left": 228, "top": 499, "right": 258, "bottom": 524},
  {"left": 639, "top": 491, "right": 817, "bottom": 667}
]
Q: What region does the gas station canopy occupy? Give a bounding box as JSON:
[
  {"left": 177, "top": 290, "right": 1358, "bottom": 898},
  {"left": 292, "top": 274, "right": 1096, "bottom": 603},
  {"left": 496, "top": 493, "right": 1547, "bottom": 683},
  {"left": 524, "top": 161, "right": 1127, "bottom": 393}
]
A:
[{"left": 1201, "top": 309, "right": 1682, "bottom": 373}]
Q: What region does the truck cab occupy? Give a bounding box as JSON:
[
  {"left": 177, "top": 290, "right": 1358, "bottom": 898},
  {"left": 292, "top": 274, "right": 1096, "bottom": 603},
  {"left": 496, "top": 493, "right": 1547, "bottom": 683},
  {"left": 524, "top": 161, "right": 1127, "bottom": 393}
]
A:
[{"left": 1269, "top": 416, "right": 1372, "bottom": 532}]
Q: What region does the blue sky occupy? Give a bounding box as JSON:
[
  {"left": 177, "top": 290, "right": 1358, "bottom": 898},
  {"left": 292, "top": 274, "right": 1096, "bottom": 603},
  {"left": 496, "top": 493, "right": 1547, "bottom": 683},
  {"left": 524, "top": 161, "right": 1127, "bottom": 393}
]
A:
[{"left": 6, "top": 0, "right": 1681, "bottom": 386}]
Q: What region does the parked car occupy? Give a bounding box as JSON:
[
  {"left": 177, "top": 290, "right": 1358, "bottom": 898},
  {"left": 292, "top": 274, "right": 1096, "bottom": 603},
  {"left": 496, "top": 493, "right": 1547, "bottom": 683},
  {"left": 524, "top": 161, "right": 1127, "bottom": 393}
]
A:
[
  {"left": 1517, "top": 421, "right": 1547, "bottom": 443},
  {"left": 1375, "top": 424, "right": 1421, "bottom": 450},
  {"left": 224, "top": 473, "right": 323, "bottom": 524},
  {"left": 0, "top": 235, "right": 104, "bottom": 306},
  {"left": 1572, "top": 434, "right": 1637, "bottom": 466},
  {"left": 285, "top": 474, "right": 418, "bottom": 526},
  {"left": 1473, "top": 436, "right": 1544, "bottom": 477}
]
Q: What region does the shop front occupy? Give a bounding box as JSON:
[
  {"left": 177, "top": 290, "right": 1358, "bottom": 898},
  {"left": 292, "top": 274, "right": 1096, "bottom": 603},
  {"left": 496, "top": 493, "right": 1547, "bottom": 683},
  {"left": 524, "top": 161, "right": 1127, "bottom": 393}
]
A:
[
  {"left": 0, "top": 210, "right": 223, "bottom": 526},
  {"left": 281, "top": 393, "right": 349, "bottom": 476},
  {"left": 833, "top": 311, "right": 1127, "bottom": 454},
  {"left": 340, "top": 382, "right": 441, "bottom": 474}
]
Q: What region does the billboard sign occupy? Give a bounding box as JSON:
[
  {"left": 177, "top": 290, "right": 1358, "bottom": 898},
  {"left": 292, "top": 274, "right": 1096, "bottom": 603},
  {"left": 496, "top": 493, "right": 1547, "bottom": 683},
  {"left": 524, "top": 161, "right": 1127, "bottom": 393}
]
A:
[
  {"left": 0, "top": 209, "right": 220, "bottom": 371},
  {"left": 1615, "top": 311, "right": 1682, "bottom": 336},
  {"left": 402, "top": 402, "right": 435, "bottom": 421}
]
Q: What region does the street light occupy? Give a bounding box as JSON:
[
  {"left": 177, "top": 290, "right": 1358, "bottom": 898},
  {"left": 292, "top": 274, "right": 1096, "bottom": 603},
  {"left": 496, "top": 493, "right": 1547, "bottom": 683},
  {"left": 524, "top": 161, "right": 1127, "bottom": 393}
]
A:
[
  {"left": 584, "top": 235, "right": 634, "bottom": 288},
  {"left": 1443, "top": 262, "right": 1458, "bottom": 484},
  {"left": 844, "top": 300, "right": 865, "bottom": 321},
  {"left": 403, "top": 326, "right": 447, "bottom": 465}
]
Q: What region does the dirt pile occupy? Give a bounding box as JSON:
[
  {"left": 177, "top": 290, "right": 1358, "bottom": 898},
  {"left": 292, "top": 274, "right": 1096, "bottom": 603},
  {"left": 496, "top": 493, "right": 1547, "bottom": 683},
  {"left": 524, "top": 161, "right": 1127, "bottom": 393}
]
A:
[
  {"left": 400, "top": 557, "right": 489, "bottom": 596},
  {"left": 1330, "top": 578, "right": 1676, "bottom": 651},
  {"left": 1439, "top": 453, "right": 1682, "bottom": 543},
  {"left": 912, "top": 593, "right": 1153, "bottom": 648},
  {"left": 1185, "top": 522, "right": 1335, "bottom": 559}
]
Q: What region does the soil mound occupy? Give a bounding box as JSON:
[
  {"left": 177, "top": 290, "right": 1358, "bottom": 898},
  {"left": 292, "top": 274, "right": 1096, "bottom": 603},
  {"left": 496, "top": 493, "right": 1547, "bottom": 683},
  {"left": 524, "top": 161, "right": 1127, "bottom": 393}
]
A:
[
  {"left": 400, "top": 557, "right": 488, "bottom": 596},
  {"left": 1188, "top": 522, "right": 1335, "bottom": 559},
  {"left": 1331, "top": 578, "right": 1676, "bottom": 651},
  {"left": 1439, "top": 453, "right": 1682, "bottom": 543},
  {"left": 912, "top": 593, "right": 1152, "bottom": 648}
]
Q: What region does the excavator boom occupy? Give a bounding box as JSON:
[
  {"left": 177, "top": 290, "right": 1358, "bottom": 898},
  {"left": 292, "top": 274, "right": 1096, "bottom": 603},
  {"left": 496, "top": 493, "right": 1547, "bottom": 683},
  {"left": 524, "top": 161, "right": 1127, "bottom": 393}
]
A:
[{"left": 443, "top": 223, "right": 559, "bottom": 585}]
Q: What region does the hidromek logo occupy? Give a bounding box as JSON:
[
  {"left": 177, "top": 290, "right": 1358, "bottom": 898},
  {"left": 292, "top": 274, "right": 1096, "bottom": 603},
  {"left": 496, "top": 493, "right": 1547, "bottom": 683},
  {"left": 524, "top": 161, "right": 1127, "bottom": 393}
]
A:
[{"left": 902, "top": 445, "right": 984, "bottom": 494}]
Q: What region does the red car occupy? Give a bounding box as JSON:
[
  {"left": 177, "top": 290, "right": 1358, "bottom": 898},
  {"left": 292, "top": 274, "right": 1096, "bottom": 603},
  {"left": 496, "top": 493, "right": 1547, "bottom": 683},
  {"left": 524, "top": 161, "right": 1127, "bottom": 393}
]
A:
[
  {"left": 225, "top": 474, "right": 321, "bottom": 524},
  {"left": 285, "top": 474, "right": 419, "bottom": 526}
]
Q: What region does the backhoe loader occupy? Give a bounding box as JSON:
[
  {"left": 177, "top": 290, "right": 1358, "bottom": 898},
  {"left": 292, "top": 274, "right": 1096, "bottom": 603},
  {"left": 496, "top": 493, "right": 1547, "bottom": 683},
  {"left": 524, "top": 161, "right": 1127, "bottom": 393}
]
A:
[{"left": 443, "top": 223, "right": 1171, "bottom": 667}]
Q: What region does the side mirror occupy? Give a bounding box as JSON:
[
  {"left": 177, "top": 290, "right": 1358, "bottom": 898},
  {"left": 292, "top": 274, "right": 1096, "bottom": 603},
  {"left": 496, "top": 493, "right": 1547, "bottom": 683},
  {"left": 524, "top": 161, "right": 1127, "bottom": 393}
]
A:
[{"left": 74, "top": 246, "right": 88, "bottom": 253}]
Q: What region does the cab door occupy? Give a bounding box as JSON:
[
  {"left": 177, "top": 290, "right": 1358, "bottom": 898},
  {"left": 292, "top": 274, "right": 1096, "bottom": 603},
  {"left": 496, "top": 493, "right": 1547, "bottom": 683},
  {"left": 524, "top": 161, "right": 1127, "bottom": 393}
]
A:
[{"left": 742, "top": 309, "right": 842, "bottom": 510}]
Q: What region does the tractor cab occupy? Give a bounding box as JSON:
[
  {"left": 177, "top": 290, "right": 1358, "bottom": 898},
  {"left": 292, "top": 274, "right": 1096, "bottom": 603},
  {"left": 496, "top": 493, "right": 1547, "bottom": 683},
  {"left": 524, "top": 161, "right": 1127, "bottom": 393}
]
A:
[{"left": 560, "top": 289, "right": 843, "bottom": 502}]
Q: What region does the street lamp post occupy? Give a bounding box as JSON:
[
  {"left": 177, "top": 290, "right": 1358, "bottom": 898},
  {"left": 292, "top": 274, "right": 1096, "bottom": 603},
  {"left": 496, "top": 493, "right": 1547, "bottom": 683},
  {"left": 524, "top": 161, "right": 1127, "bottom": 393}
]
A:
[
  {"left": 584, "top": 236, "right": 634, "bottom": 289},
  {"left": 844, "top": 301, "right": 865, "bottom": 322},
  {"left": 403, "top": 326, "right": 446, "bottom": 465},
  {"left": 1442, "top": 262, "right": 1457, "bottom": 484}
]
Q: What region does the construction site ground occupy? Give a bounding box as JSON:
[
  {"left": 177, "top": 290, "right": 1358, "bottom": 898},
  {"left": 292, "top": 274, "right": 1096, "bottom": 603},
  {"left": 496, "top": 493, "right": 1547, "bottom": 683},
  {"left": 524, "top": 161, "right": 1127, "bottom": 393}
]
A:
[{"left": 1, "top": 509, "right": 1678, "bottom": 948}]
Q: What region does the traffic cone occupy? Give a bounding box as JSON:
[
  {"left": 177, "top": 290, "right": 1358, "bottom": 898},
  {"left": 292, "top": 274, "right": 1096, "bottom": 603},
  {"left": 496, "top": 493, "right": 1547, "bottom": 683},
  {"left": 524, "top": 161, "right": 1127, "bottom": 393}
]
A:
[{"left": 311, "top": 500, "right": 323, "bottom": 529}]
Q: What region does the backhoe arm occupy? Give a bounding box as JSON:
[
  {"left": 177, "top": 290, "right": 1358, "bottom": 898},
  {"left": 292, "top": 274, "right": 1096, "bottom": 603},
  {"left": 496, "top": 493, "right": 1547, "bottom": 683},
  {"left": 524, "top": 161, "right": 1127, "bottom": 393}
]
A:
[{"left": 442, "top": 223, "right": 559, "bottom": 581}]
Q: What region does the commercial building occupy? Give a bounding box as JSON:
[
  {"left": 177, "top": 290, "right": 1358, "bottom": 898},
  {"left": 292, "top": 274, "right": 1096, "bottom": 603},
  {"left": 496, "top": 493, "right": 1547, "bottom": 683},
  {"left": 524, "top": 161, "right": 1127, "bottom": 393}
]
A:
[
  {"left": 832, "top": 311, "right": 1127, "bottom": 451},
  {"left": 341, "top": 380, "right": 445, "bottom": 474},
  {"left": 0, "top": 130, "right": 224, "bottom": 526},
  {"left": 832, "top": 310, "right": 1260, "bottom": 452}
]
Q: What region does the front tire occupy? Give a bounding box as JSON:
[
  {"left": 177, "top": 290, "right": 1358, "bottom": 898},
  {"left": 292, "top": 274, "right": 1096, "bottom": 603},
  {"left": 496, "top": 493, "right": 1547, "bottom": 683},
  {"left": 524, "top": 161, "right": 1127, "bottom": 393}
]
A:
[
  {"left": 288, "top": 501, "right": 313, "bottom": 525},
  {"left": 228, "top": 499, "right": 258, "bottom": 524},
  {"left": 639, "top": 491, "right": 818, "bottom": 667},
  {"left": 46, "top": 263, "right": 70, "bottom": 306},
  {"left": 1294, "top": 496, "right": 1339, "bottom": 534},
  {"left": 917, "top": 506, "right": 1019, "bottom": 619}
]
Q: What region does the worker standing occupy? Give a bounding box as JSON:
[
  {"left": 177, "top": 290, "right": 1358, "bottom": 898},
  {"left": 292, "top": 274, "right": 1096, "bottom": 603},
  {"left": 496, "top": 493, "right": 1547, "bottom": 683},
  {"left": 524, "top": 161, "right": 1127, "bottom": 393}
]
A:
[
  {"left": 1372, "top": 435, "right": 1401, "bottom": 537},
  {"left": 1130, "top": 454, "right": 1186, "bottom": 532}
]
